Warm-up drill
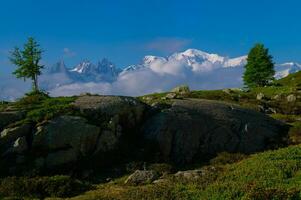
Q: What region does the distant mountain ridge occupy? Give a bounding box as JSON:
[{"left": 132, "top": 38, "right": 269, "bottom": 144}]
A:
[
  {"left": 44, "top": 49, "right": 301, "bottom": 84},
  {"left": 1, "top": 48, "right": 301, "bottom": 101}
]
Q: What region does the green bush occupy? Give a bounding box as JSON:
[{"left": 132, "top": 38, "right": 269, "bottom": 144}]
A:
[
  {"left": 15, "top": 90, "right": 50, "bottom": 108},
  {"left": 210, "top": 152, "right": 248, "bottom": 166},
  {"left": 0, "top": 175, "right": 92, "bottom": 199}
]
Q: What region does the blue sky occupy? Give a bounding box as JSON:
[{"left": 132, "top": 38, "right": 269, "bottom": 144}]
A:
[{"left": 0, "top": 0, "right": 301, "bottom": 72}]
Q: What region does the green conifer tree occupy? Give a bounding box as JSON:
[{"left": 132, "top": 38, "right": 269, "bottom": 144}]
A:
[
  {"left": 243, "top": 43, "right": 275, "bottom": 87},
  {"left": 9, "top": 37, "right": 44, "bottom": 92}
]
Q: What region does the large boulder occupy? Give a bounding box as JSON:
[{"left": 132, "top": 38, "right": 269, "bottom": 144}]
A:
[
  {"left": 73, "top": 96, "right": 149, "bottom": 155},
  {"left": 73, "top": 95, "right": 147, "bottom": 130},
  {"left": 142, "top": 99, "right": 289, "bottom": 164},
  {"left": 32, "top": 115, "right": 100, "bottom": 156}
]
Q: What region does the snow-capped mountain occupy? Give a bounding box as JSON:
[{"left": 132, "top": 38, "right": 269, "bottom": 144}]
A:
[
  {"left": 44, "top": 58, "right": 120, "bottom": 83},
  {"left": 1, "top": 48, "right": 301, "bottom": 100},
  {"left": 122, "top": 49, "right": 248, "bottom": 74},
  {"left": 275, "top": 62, "right": 301, "bottom": 79},
  {"left": 121, "top": 49, "right": 298, "bottom": 79},
  {"left": 96, "top": 58, "right": 121, "bottom": 81},
  {"left": 71, "top": 60, "right": 95, "bottom": 74}
]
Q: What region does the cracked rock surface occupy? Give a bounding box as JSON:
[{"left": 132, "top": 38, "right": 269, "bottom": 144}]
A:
[{"left": 142, "top": 99, "right": 289, "bottom": 164}]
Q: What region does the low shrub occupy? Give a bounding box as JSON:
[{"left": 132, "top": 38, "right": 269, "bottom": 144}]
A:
[
  {"left": 210, "top": 152, "right": 248, "bottom": 165},
  {"left": 0, "top": 175, "right": 92, "bottom": 199}
]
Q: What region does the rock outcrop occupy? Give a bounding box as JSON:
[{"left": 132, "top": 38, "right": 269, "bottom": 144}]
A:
[
  {"left": 32, "top": 115, "right": 100, "bottom": 156},
  {"left": 142, "top": 99, "right": 289, "bottom": 164},
  {"left": 0, "top": 95, "right": 290, "bottom": 175},
  {"left": 0, "top": 95, "right": 150, "bottom": 175}
]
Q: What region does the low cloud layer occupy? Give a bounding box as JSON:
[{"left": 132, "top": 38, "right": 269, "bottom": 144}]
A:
[
  {"left": 47, "top": 59, "right": 244, "bottom": 97},
  {"left": 0, "top": 57, "right": 246, "bottom": 100}
]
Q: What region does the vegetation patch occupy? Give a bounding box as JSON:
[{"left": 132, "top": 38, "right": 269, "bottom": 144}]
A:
[{"left": 0, "top": 175, "right": 92, "bottom": 199}]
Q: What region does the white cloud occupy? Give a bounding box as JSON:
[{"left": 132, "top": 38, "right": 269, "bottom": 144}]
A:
[{"left": 47, "top": 59, "right": 244, "bottom": 98}]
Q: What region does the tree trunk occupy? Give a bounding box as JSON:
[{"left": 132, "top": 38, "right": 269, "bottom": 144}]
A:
[{"left": 33, "top": 75, "right": 39, "bottom": 92}]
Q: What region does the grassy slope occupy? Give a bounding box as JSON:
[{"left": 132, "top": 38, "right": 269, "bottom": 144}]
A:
[
  {"left": 45, "top": 145, "right": 301, "bottom": 200},
  {"left": 42, "top": 74, "right": 301, "bottom": 200}
]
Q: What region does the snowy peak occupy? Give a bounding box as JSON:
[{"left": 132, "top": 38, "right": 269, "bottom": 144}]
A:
[
  {"left": 96, "top": 58, "right": 117, "bottom": 75},
  {"left": 143, "top": 56, "right": 167, "bottom": 65},
  {"left": 275, "top": 62, "right": 301, "bottom": 79},
  {"left": 71, "top": 60, "right": 95, "bottom": 74},
  {"left": 122, "top": 64, "right": 144, "bottom": 73},
  {"left": 224, "top": 56, "right": 248, "bottom": 68},
  {"left": 171, "top": 49, "right": 225, "bottom": 64},
  {"left": 67, "top": 58, "right": 120, "bottom": 82}
]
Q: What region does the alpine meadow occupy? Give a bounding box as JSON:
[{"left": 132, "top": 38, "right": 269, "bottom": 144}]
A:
[{"left": 1, "top": 1, "right": 301, "bottom": 199}]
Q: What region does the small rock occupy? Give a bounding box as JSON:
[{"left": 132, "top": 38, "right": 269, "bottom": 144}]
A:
[
  {"left": 273, "top": 94, "right": 282, "bottom": 100},
  {"left": 174, "top": 167, "right": 217, "bottom": 180},
  {"left": 175, "top": 169, "right": 204, "bottom": 179},
  {"left": 11, "top": 136, "right": 28, "bottom": 154},
  {"left": 106, "top": 177, "right": 112, "bottom": 182},
  {"left": 165, "top": 93, "right": 177, "bottom": 99},
  {"left": 124, "top": 170, "right": 159, "bottom": 185},
  {"left": 287, "top": 94, "right": 297, "bottom": 102},
  {"left": 223, "top": 89, "right": 232, "bottom": 95},
  {"left": 143, "top": 96, "right": 154, "bottom": 101},
  {"left": 256, "top": 93, "right": 265, "bottom": 100},
  {"left": 171, "top": 85, "right": 190, "bottom": 95}
]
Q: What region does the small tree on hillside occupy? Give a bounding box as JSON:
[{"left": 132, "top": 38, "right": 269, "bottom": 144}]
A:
[
  {"left": 9, "top": 37, "right": 44, "bottom": 92},
  {"left": 243, "top": 43, "right": 275, "bottom": 88}
]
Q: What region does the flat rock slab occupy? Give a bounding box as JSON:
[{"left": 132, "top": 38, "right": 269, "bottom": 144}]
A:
[{"left": 143, "top": 99, "right": 289, "bottom": 164}]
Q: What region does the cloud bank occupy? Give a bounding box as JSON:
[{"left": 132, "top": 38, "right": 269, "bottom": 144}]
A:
[{"left": 47, "top": 59, "right": 244, "bottom": 97}]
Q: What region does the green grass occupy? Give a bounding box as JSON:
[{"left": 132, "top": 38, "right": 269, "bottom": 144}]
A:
[
  {"left": 24, "top": 97, "right": 77, "bottom": 122},
  {"left": 276, "top": 71, "right": 301, "bottom": 88},
  {"left": 0, "top": 175, "right": 92, "bottom": 199},
  {"left": 7, "top": 92, "right": 77, "bottom": 124},
  {"left": 41, "top": 145, "right": 301, "bottom": 200}
]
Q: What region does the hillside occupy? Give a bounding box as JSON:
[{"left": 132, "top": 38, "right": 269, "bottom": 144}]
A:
[{"left": 0, "top": 73, "right": 301, "bottom": 199}]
